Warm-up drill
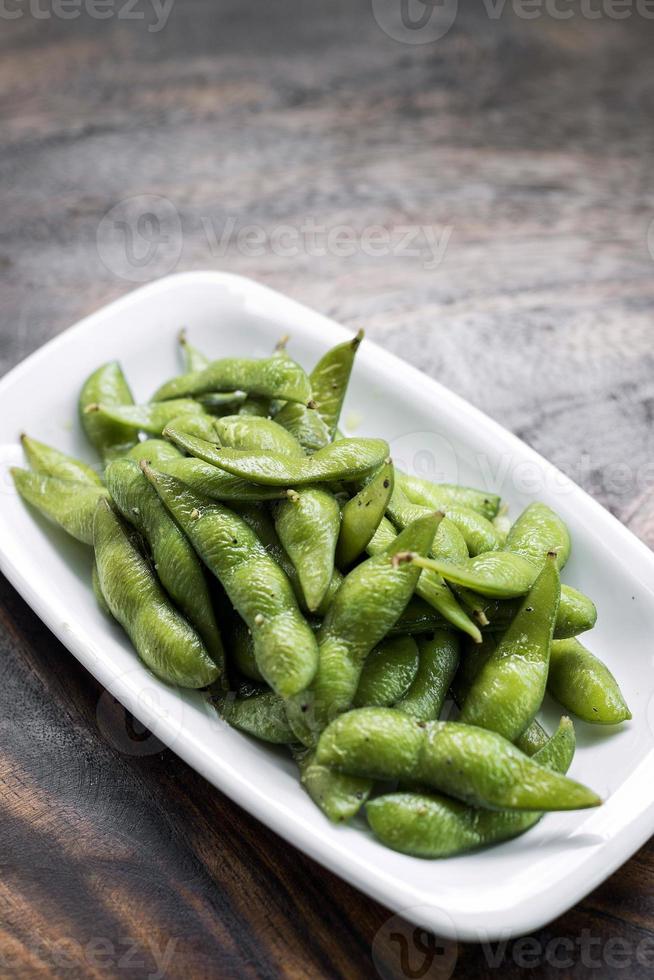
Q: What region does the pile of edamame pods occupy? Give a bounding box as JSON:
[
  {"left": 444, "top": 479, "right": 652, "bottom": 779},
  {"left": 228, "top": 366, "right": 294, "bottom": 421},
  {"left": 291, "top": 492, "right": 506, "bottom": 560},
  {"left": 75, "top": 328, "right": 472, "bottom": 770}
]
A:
[{"left": 13, "top": 327, "right": 631, "bottom": 859}]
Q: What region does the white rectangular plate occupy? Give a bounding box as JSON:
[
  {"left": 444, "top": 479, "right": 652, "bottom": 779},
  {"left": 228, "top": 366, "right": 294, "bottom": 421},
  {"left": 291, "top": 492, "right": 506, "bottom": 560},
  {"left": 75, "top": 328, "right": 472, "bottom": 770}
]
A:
[{"left": 1, "top": 271, "right": 653, "bottom": 943}]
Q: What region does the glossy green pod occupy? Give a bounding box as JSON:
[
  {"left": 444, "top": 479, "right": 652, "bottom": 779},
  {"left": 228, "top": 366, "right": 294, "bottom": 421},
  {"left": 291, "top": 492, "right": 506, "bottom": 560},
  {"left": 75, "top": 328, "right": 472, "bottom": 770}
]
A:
[
  {"left": 367, "top": 516, "right": 482, "bottom": 643},
  {"left": 336, "top": 460, "right": 394, "bottom": 567},
  {"left": 151, "top": 354, "right": 312, "bottom": 404},
  {"left": 225, "top": 616, "right": 264, "bottom": 682},
  {"left": 178, "top": 329, "right": 210, "bottom": 372},
  {"left": 316, "top": 709, "right": 601, "bottom": 811},
  {"left": 548, "top": 638, "right": 631, "bottom": 724},
  {"left": 93, "top": 499, "right": 219, "bottom": 688},
  {"left": 459, "top": 556, "right": 560, "bottom": 741},
  {"left": 387, "top": 483, "right": 501, "bottom": 557},
  {"left": 408, "top": 551, "right": 539, "bottom": 598},
  {"left": 164, "top": 428, "right": 390, "bottom": 486},
  {"left": 92, "top": 559, "right": 112, "bottom": 617},
  {"left": 219, "top": 691, "right": 294, "bottom": 743},
  {"left": 366, "top": 716, "right": 577, "bottom": 857},
  {"left": 212, "top": 415, "right": 305, "bottom": 456},
  {"left": 395, "top": 631, "right": 460, "bottom": 721},
  {"left": 79, "top": 361, "right": 138, "bottom": 462},
  {"left": 85, "top": 399, "right": 206, "bottom": 436},
  {"left": 505, "top": 502, "right": 571, "bottom": 570},
  {"left": 124, "top": 438, "right": 184, "bottom": 467},
  {"left": 142, "top": 467, "right": 318, "bottom": 699},
  {"left": 276, "top": 332, "right": 363, "bottom": 451},
  {"left": 155, "top": 456, "right": 289, "bottom": 502},
  {"left": 20, "top": 434, "right": 102, "bottom": 485},
  {"left": 105, "top": 458, "right": 226, "bottom": 683},
  {"left": 286, "top": 512, "right": 442, "bottom": 745},
  {"left": 399, "top": 472, "right": 501, "bottom": 521},
  {"left": 272, "top": 486, "right": 340, "bottom": 612},
  {"left": 469, "top": 584, "right": 597, "bottom": 639},
  {"left": 12, "top": 468, "right": 109, "bottom": 544},
  {"left": 353, "top": 636, "right": 420, "bottom": 708},
  {"left": 294, "top": 747, "right": 372, "bottom": 823}
]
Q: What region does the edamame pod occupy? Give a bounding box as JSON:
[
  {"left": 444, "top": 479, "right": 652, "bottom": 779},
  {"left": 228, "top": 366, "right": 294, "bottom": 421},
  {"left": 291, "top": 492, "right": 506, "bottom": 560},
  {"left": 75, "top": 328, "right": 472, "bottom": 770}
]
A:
[
  {"left": 152, "top": 355, "right": 312, "bottom": 405},
  {"left": 79, "top": 361, "right": 138, "bottom": 462},
  {"left": 286, "top": 512, "right": 442, "bottom": 744},
  {"left": 399, "top": 473, "right": 501, "bottom": 521},
  {"left": 366, "top": 716, "right": 577, "bottom": 857},
  {"left": 220, "top": 691, "right": 294, "bottom": 743},
  {"left": 164, "top": 428, "right": 390, "bottom": 486},
  {"left": 178, "top": 329, "right": 210, "bottom": 372},
  {"left": 353, "top": 636, "right": 420, "bottom": 708},
  {"left": 294, "top": 747, "right": 372, "bottom": 822},
  {"left": 368, "top": 516, "right": 482, "bottom": 643},
  {"left": 85, "top": 399, "right": 206, "bottom": 436},
  {"left": 213, "top": 415, "right": 305, "bottom": 456},
  {"left": 225, "top": 616, "right": 264, "bottom": 682},
  {"left": 276, "top": 332, "right": 363, "bottom": 450},
  {"left": 92, "top": 559, "right": 112, "bottom": 617},
  {"left": 272, "top": 486, "right": 341, "bottom": 612},
  {"left": 143, "top": 467, "right": 318, "bottom": 699},
  {"left": 459, "top": 555, "right": 560, "bottom": 740},
  {"left": 20, "top": 434, "right": 102, "bottom": 485},
  {"left": 407, "top": 551, "right": 538, "bottom": 598},
  {"left": 12, "top": 469, "right": 109, "bottom": 544},
  {"left": 336, "top": 460, "right": 394, "bottom": 567},
  {"left": 388, "top": 483, "right": 501, "bottom": 557},
  {"left": 471, "top": 584, "right": 597, "bottom": 638},
  {"left": 156, "top": 456, "right": 289, "bottom": 502},
  {"left": 125, "top": 438, "right": 184, "bottom": 467},
  {"left": 316, "top": 709, "right": 600, "bottom": 811},
  {"left": 505, "top": 502, "right": 571, "bottom": 570},
  {"left": 395, "top": 631, "right": 459, "bottom": 721},
  {"left": 548, "top": 638, "right": 631, "bottom": 724},
  {"left": 106, "top": 459, "right": 226, "bottom": 683},
  {"left": 93, "top": 499, "right": 219, "bottom": 688}
]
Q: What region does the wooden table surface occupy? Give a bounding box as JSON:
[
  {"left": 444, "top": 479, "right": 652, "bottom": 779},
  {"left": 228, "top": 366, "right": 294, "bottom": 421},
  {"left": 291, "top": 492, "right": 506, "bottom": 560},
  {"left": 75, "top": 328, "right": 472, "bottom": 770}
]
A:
[{"left": 2, "top": 3, "right": 654, "bottom": 977}]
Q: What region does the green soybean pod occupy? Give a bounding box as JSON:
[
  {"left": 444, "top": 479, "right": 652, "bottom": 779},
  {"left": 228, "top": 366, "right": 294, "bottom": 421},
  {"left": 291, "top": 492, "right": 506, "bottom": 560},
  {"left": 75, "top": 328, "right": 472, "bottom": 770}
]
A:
[
  {"left": 151, "top": 355, "right": 312, "bottom": 405},
  {"left": 20, "top": 434, "right": 103, "bottom": 485},
  {"left": 367, "top": 516, "right": 482, "bottom": 643},
  {"left": 219, "top": 691, "right": 294, "bottom": 744},
  {"left": 125, "top": 438, "right": 184, "bottom": 467},
  {"left": 353, "top": 636, "right": 420, "bottom": 708},
  {"left": 548, "top": 638, "right": 631, "bottom": 724},
  {"left": 408, "top": 551, "right": 538, "bottom": 598},
  {"left": 395, "top": 631, "right": 460, "bottom": 721},
  {"left": 388, "top": 599, "right": 450, "bottom": 636},
  {"left": 212, "top": 415, "right": 305, "bottom": 456},
  {"left": 276, "top": 332, "right": 363, "bottom": 451},
  {"left": 399, "top": 472, "right": 501, "bottom": 521},
  {"left": 12, "top": 469, "right": 109, "bottom": 544},
  {"left": 465, "top": 584, "right": 597, "bottom": 639},
  {"left": 336, "top": 460, "right": 394, "bottom": 568},
  {"left": 156, "top": 456, "right": 289, "bottom": 502},
  {"left": 234, "top": 501, "right": 343, "bottom": 616},
  {"left": 79, "top": 361, "right": 138, "bottom": 462},
  {"left": 272, "top": 486, "right": 341, "bottom": 612},
  {"left": 93, "top": 499, "right": 219, "bottom": 688},
  {"left": 142, "top": 467, "right": 318, "bottom": 699},
  {"left": 92, "top": 559, "right": 112, "bottom": 617},
  {"left": 294, "top": 747, "right": 372, "bottom": 823},
  {"left": 164, "top": 428, "right": 390, "bottom": 486},
  {"left": 316, "top": 709, "right": 601, "bottom": 811},
  {"left": 105, "top": 458, "right": 226, "bottom": 683},
  {"left": 286, "top": 512, "right": 442, "bottom": 745},
  {"left": 459, "top": 555, "right": 560, "bottom": 741},
  {"left": 178, "top": 329, "right": 210, "bottom": 372},
  {"left": 505, "top": 501, "right": 571, "bottom": 570},
  {"left": 85, "top": 399, "right": 206, "bottom": 436},
  {"left": 387, "top": 482, "right": 500, "bottom": 558},
  {"left": 225, "top": 616, "right": 264, "bottom": 682},
  {"left": 366, "top": 716, "right": 577, "bottom": 857}
]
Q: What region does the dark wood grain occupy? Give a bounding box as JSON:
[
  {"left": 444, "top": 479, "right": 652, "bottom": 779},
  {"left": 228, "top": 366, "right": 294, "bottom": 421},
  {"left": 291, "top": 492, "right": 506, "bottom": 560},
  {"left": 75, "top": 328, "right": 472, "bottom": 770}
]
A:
[{"left": 2, "top": 2, "right": 654, "bottom": 977}]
